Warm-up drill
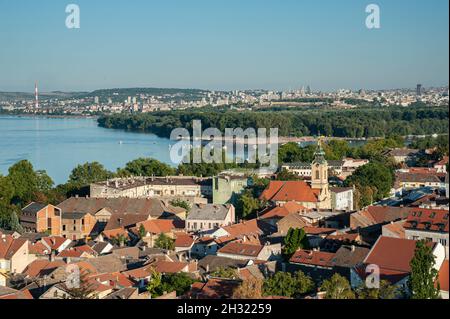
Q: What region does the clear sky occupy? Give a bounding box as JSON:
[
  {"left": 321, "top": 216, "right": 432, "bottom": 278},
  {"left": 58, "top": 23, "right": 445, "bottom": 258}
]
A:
[{"left": 0, "top": 0, "right": 448, "bottom": 92}]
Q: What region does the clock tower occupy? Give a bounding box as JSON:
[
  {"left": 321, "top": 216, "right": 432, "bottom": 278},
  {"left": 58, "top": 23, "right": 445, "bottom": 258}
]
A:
[{"left": 311, "top": 138, "right": 329, "bottom": 202}]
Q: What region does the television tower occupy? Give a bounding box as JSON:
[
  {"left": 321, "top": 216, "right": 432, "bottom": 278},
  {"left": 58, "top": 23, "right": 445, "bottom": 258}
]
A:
[{"left": 35, "top": 82, "right": 39, "bottom": 109}]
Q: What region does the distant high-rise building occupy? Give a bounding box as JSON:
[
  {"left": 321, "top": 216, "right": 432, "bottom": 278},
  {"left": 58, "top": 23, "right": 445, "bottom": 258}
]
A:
[
  {"left": 94, "top": 96, "right": 99, "bottom": 104},
  {"left": 35, "top": 82, "right": 39, "bottom": 109},
  {"left": 416, "top": 84, "right": 422, "bottom": 96},
  {"left": 306, "top": 85, "right": 311, "bottom": 95}
]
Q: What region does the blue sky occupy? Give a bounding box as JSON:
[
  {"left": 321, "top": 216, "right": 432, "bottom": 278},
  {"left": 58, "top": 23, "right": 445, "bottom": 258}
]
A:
[{"left": 0, "top": 0, "right": 448, "bottom": 92}]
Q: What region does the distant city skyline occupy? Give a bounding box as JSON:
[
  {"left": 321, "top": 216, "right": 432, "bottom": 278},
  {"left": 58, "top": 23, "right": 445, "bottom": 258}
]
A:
[{"left": 0, "top": 0, "right": 448, "bottom": 92}]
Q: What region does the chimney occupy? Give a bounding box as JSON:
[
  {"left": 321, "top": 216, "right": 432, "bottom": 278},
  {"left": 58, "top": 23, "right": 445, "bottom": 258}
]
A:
[
  {"left": 351, "top": 245, "right": 355, "bottom": 252},
  {"left": 50, "top": 251, "right": 55, "bottom": 262}
]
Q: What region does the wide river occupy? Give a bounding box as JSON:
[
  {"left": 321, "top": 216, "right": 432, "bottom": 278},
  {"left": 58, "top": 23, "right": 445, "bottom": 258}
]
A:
[{"left": 0, "top": 116, "right": 175, "bottom": 185}]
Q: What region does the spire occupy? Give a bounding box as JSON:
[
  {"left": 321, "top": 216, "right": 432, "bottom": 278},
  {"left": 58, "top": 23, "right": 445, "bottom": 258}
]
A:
[{"left": 313, "top": 137, "right": 326, "bottom": 164}]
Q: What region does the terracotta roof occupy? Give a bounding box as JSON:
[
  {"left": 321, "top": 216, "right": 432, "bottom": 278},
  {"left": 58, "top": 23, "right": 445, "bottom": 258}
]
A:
[
  {"left": 221, "top": 219, "right": 275, "bottom": 239},
  {"left": 41, "top": 237, "right": 69, "bottom": 251},
  {"left": 149, "top": 260, "right": 189, "bottom": 273},
  {"left": 383, "top": 221, "right": 406, "bottom": 238},
  {"left": 404, "top": 208, "right": 449, "bottom": 233},
  {"left": 175, "top": 234, "right": 195, "bottom": 248},
  {"left": 361, "top": 237, "right": 430, "bottom": 283},
  {"left": 22, "top": 260, "right": 66, "bottom": 278},
  {"left": 0, "top": 236, "right": 27, "bottom": 260},
  {"left": 57, "top": 245, "right": 97, "bottom": 258},
  {"left": 0, "top": 288, "right": 34, "bottom": 300},
  {"left": 102, "top": 228, "right": 129, "bottom": 239},
  {"left": 261, "top": 202, "right": 308, "bottom": 220},
  {"left": 88, "top": 272, "right": 134, "bottom": 289},
  {"left": 29, "top": 241, "right": 50, "bottom": 255},
  {"left": 438, "top": 260, "right": 449, "bottom": 293},
  {"left": 303, "top": 226, "right": 336, "bottom": 235},
  {"left": 57, "top": 197, "right": 180, "bottom": 218},
  {"left": 218, "top": 242, "right": 264, "bottom": 258},
  {"left": 290, "top": 249, "right": 336, "bottom": 267},
  {"left": 261, "top": 181, "right": 319, "bottom": 203},
  {"left": 132, "top": 219, "right": 184, "bottom": 235}
]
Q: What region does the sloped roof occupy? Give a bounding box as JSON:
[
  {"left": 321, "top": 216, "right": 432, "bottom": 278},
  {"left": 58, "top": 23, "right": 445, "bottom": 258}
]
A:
[
  {"left": 404, "top": 208, "right": 449, "bottom": 233},
  {"left": 58, "top": 197, "right": 181, "bottom": 218},
  {"left": 187, "top": 204, "right": 232, "bottom": 221},
  {"left": 218, "top": 242, "right": 264, "bottom": 257},
  {"left": 261, "top": 181, "right": 319, "bottom": 203},
  {"left": 290, "top": 249, "right": 336, "bottom": 267}
]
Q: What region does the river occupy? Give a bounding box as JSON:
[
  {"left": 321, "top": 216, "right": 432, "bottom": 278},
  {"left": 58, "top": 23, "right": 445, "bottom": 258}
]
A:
[{"left": 0, "top": 116, "right": 174, "bottom": 185}]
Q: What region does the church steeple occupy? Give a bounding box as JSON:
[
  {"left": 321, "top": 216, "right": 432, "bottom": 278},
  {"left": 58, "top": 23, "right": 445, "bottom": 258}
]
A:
[{"left": 311, "top": 137, "right": 329, "bottom": 201}]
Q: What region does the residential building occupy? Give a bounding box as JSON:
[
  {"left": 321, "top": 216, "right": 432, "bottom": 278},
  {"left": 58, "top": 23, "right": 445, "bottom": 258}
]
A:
[
  {"left": 351, "top": 237, "right": 446, "bottom": 295},
  {"left": 61, "top": 212, "right": 97, "bottom": 241},
  {"left": 403, "top": 208, "right": 449, "bottom": 258},
  {"left": 90, "top": 176, "right": 212, "bottom": 203},
  {"left": 0, "top": 235, "right": 33, "bottom": 274},
  {"left": 217, "top": 242, "right": 281, "bottom": 261},
  {"left": 20, "top": 203, "right": 62, "bottom": 236},
  {"left": 186, "top": 204, "right": 235, "bottom": 232}
]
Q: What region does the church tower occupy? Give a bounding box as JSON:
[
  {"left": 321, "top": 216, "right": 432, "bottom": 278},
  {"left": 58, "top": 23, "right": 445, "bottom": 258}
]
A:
[{"left": 311, "top": 138, "right": 329, "bottom": 202}]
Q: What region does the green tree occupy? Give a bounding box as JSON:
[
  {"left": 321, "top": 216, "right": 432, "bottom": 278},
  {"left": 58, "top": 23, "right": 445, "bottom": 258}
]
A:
[
  {"left": 0, "top": 175, "right": 14, "bottom": 204},
  {"left": 156, "top": 273, "right": 196, "bottom": 297},
  {"left": 146, "top": 268, "right": 163, "bottom": 298},
  {"left": 320, "top": 274, "right": 356, "bottom": 299},
  {"left": 69, "top": 162, "right": 112, "bottom": 187},
  {"left": 345, "top": 162, "right": 394, "bottom": 206},
  {"left": 138, "top": 224, "right": 147, "bottom": 238},
  {"left": 236, "top": 190, "right": 261, "bottom": 219},
  {"left": 118, "top": 158, "right": 176, "bottom": 177},
  {"left": 154, "top": 233, "right": 175, "bottom": 250},
  {"left": 276, "top": 169, "right": 302, "bottom": 181},
  {"left": 7, "top": 160, "right": 38, "bottom": 205},
  {"left": 36, "top": 170, "right": 54, "bottom": 192},
  {"left": 356, "top": 280, "right": 399, "bottom": 299},
  {"left": 263, "top": 271, "right": 315, "bottom": 298},
  {"left": 409, "top": 240, "right": 440, "bottom": 299},
  {"left": 282, "top": 228, "right": 309, "bottom": 260},
  {"left": 0, "top": 202, "right": 22, "bottom": 232}
]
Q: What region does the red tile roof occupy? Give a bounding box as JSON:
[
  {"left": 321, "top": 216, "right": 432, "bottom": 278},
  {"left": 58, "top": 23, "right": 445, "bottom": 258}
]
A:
[
  {"left": 133, "top": 219, "right": 184, "bottom": 235},
  {"left": 218, "top": 242, "right": 264, "bottom": 258},
  {"left": 362, "top": 237, "right": 432, "bottom": 283},
  {"left": 0, "top": 235, "right": 27, "bottom": 260},
  {"left": 404, "top": 208, "right": 449, "bottom": 233},
  {"left": 261, "top": 181, "right": 319, "bottom": 203},
  {"left": 175, "top": 234, "right": 195, "bottom": 248},
  {"left": 290, "top": 249, "right": 336, "bottom": 268},
  {"left": 22, "top": 260, "right": 66, "bottom": 278},
  {"left": 260, "top": 202, "right": 308, "bottom": 220}
]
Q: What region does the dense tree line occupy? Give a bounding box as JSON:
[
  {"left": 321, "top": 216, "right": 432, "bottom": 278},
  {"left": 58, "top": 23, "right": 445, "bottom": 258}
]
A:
[{"left": 98, "top": 106, "right": 448, "bottom": 139}]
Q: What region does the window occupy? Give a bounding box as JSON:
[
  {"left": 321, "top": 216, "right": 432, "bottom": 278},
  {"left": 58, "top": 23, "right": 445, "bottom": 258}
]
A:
[
  {"left": 315, "top": 171, "right": 320, "bottom": 180},
  {"left": 73, "top": 226, "right": 76, "bottom": 231},
  {"left": 62, "top": 225, "right": 66, "bottom": 231},
  {"left": 82, "top": 219, "right": 85, "bottom": 225}
]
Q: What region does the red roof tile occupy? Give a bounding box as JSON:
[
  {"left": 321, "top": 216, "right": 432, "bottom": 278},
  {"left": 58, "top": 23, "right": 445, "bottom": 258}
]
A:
[
  {"left": 290, "top": 249, "right": 335, "bottom": 267},
  {"left": 261, "top": 181, "right": 320, "bottom": 203}
]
